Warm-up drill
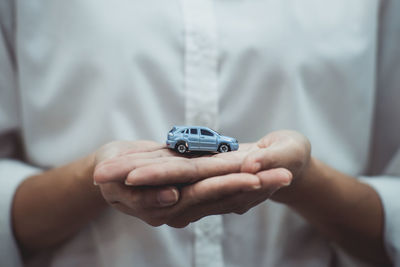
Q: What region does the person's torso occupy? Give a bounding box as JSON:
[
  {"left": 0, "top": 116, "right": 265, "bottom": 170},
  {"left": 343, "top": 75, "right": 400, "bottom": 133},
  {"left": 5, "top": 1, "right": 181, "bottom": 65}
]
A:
[{"left": 17, "top": 1, "right": 380, "bottom": 266}]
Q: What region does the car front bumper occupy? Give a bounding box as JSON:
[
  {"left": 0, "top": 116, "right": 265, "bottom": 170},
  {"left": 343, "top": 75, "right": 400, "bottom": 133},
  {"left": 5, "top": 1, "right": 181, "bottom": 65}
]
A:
[
  {"left": 230, "top": 142, "right": 239, "bottom": 151},
  {"left": 166, "top": 140, "right": 177, "bottom": 149}
]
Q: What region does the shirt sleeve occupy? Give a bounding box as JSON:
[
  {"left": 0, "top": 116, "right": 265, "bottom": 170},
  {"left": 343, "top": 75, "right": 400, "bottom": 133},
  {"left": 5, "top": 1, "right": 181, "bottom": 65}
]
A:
[
  {"left": 360, "top": 0, "right": 400, "bottom": 265},
  {"left": 0, "top": 2, "right": 41, "bottom": 266}
]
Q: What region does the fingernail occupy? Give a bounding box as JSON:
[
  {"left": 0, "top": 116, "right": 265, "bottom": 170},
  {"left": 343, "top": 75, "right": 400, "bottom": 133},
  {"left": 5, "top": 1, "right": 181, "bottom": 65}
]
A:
[
  {"left": 93, "top": 180, "right": 98, "bottom": 186},
  {"left": 243, "top": 183, "right": 262, "bottom": 192},
  {"left": 157, "top": 187, "right": 179, "bottom": 207},
  {"left": 125, "top": 180, "right": 134, "bottom": 186},
  {"left": 243, "top": 177, "right": 262, "bottom": 191},
  {"left": 251, "top": 183, "right": 262, "bottom": 190},
  {"left": 280, "top": 170, "right": 292, "bottom": 186}
]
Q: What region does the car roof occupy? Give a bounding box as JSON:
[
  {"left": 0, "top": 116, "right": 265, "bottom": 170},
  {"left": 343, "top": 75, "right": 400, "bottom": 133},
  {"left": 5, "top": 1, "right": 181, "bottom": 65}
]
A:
[{"left": 173, "top": 125, "right": 220, "bottom": 134}]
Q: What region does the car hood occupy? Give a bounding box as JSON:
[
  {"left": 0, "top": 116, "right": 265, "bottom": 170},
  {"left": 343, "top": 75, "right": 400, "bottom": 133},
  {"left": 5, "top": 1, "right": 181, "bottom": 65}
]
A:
[{"left": 219, "top": 135, "right": 235, "bottom": 142}]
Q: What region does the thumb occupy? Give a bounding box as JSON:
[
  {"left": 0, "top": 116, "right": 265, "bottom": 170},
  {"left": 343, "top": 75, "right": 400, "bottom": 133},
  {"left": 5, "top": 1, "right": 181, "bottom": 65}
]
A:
[{"left": 241, "top": 147, "right": 279, "bottom": 173}]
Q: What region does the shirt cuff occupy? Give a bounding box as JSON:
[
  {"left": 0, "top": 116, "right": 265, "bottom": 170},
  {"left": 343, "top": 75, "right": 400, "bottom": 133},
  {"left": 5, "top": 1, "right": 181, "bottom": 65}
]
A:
[
  {"left": 360, "top": 176, "right": 400, "bottom": 266},
  {"left": 0, "top": 159, "right": 41, "bottom": 267}
]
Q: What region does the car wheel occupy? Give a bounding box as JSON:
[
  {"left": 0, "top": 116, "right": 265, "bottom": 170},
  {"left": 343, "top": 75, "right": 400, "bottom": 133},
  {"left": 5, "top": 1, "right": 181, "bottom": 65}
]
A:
[
  {"left": 176, "top": 142, "right": 187, "bottom": 154},
  {"left": 218, "top": 143, "right": 230, "bottom": 153}
]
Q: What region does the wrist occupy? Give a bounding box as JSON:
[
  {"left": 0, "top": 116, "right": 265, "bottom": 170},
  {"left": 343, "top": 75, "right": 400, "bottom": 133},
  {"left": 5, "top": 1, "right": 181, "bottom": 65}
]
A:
[
  {"left": 13, "top": 153, "right": 107, "bottom": 256},
  {"left": 75, "top": 153, "right": 108, "bottom": 208}
]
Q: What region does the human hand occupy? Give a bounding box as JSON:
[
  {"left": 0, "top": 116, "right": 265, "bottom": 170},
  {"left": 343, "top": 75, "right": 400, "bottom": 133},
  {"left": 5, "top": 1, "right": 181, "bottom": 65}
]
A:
[
  {"left": 240, "top": 130, "right": 312, "bottom": 202},
  {"left": 93, "top": 140, "right": 282, "bottom": 227},
  {"left": 93, "top": 140, "right": 188, "bottom": 225},
  {"left": 113, "top": 130, "right": 311, "bottom": 227},
  {"left": 124, "top": 130, "right": 311, "bottom": 194}
]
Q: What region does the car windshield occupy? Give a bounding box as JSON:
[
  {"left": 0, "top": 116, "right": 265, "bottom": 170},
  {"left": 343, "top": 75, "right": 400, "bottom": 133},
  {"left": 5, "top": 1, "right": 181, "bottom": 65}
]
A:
[
  {"left": 207, "top": 127, "right": 220, "bottom": 135},
  {"left": 169, "top": 127, "right": 176, "bottom": 133},
  {"left": 200, "top": 129, "right": 214, "bottom": 136}
]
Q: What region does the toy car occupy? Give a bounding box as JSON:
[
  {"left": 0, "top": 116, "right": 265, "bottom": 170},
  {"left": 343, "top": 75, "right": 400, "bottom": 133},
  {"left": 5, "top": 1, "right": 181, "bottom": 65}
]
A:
[{"left": 166, "top": 126, "right": 239, "bottom": 154}]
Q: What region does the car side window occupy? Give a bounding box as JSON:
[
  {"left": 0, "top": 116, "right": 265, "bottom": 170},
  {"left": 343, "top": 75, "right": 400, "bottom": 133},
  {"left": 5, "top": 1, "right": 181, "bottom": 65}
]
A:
[
  {"left": 180, "top": 129, "right": 185, "bottom": 133},
  {"left": 190, "top": 128, "right": 198, "bottom": 135},
  {"left": 200, "top": 129, "right": 214, "bottom": 136},
  {"left": 185, "top": 129, "right": 189, "bottom": 134}
]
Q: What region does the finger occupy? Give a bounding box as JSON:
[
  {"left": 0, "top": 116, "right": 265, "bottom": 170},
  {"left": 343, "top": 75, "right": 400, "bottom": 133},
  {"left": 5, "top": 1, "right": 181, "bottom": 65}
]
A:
[
  {"left": 125, "top": 156, "right": 243, "bottom": 186},
  {"left": 167, "top": 191, "right": 268, "bottom": 228},
  {"left": 160, "top": 173, "right": 261, "bottom": 227},
  {"left": 100, "top": 183, "right": 179, "bottom": 209},
  {"left": 240, "top": 142, "right": 298, "bottom": 174},
  {"left": 119, "top": 141, "right": 166, "bottom": 155},
  {"left": 118, "top": 147, "right": 176, "bottom": 160},
  {"left": 94, "top": 148, "right": 179, "bottom": 183},
  {"left": 242, "top": 133, "right": 310, "bottom": 175},
  {"left": 179, "top": 172, "right": 262, "bottom": 205},
  {"left": 241, "top": 145, "right": 277, "bottom": 173},
  {"left": 153, "top": 186, "right": 180, "bottom": 207},
  {"left": 181, "top": 167, "right": 291, "bottom": 205},
  {"left": 166, "top": 168, "right": 292, "bottom": 227},
  {"left": 95, "top": 140, "right": 164, "bottom": 163}
]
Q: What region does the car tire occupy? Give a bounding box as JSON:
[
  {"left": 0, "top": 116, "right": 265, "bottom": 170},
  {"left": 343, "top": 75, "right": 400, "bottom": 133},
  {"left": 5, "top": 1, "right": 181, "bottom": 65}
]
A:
[
  {"left": 218, "top": 143, "right": 230, "bottom": 153},
  {"left": 175, "top": 142, "right": 187, "bottom": 154}
]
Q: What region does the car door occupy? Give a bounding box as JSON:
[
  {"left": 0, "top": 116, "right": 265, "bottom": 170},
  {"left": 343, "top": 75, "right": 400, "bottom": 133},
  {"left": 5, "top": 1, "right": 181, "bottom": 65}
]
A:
[
  {"left": 199, "top": 129, "right": 217, "bottom": 151},
  {"left": 188, "top": 128, "right": 199, "bottom": 150},
  {"left": 181, "top": 128, "right": 189, "bottom": 145}
]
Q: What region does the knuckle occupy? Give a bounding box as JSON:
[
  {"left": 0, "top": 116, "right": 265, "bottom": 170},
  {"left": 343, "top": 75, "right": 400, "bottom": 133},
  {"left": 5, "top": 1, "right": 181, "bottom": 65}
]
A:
[
  {"left": 287, "top": 137, "right": 307, "bottom": 158},
  {"left": 147, "top": 210, "right": 171, "bottom": 224},
  {"left": 146, "top": 218, "right": 165, "bottom": 227},
  {"left": 184, "top": 186, "right": 201, "bottom": 204},
  {"left": 261, "top": 153, "right": 277, "bottom": 168},
  {"left": 128, "top": 193, "right": 142, "bottom": 206},
  {"left": 190, "top": 161, "right": 201, "bottom": 180},
  {"left": 233, "top": 206, "right": 250, "bottom": 215},
  {"left": 233, "top": 209, "right": 246, "bottom": 215},
  {"left": 291, "top": 156, "right": 304, "bottom": 170},
  {"left": 100, "top": 183, "right": 121, "bottom": 198},
  {"left": 144, "top": 213, "right": 169, "bottom": 227},
  {"left": 167, "top": 220, "right": 190, "bottom": 229},
  {"left": 216, "top": 201, "right": 230, "bottom": 214}
]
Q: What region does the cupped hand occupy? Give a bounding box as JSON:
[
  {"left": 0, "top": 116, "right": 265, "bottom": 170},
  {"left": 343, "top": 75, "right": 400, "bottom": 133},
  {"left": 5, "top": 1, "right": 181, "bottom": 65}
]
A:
[
  {"left": 123, "top": 130, "right": 310, "bottom": 227},
  {"left": 123, "top": 130, "right": 311, "bottom": 191},
  {"left": 93, "top": 140, "right": 187, "bottom": 225},
  {"left": 93, "top": 130, "right": 311, "bottom": 227},
  {"left": 92, "top": 140, "right": 277, "bottom": 227}
]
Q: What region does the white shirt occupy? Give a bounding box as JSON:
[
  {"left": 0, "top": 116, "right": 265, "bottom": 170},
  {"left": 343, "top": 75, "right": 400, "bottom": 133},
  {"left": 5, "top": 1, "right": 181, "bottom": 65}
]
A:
[{"left": 1, "top": 0, "right": 400, "bottom": 266}]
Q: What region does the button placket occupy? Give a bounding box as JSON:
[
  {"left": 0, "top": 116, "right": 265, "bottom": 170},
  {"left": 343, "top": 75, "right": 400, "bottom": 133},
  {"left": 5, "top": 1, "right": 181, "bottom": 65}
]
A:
[
  {"left": 181, "top": 0, "right": 219, "bottom": 130},
  {"left": 180, "top": 0, "right": 223, "bottom": 267}
]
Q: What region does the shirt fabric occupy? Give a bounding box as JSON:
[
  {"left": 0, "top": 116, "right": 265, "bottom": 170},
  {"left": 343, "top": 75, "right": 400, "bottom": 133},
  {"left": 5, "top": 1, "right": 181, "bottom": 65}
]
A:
[{"left": 1, "top": 0, "right": 400, "bottom": 266}]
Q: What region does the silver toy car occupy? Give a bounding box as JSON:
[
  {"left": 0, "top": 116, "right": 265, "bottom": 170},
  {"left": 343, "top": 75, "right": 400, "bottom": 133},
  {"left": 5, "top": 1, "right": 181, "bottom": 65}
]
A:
[{"left": 166, "top": 126, "right": 239, "bottom": 154}]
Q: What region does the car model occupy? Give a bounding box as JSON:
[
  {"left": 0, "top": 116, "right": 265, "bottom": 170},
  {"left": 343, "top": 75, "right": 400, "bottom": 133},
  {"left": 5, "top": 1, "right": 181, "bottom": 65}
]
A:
[{"left": 166, "top": 126, "right": 239, "bottom": 154}]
